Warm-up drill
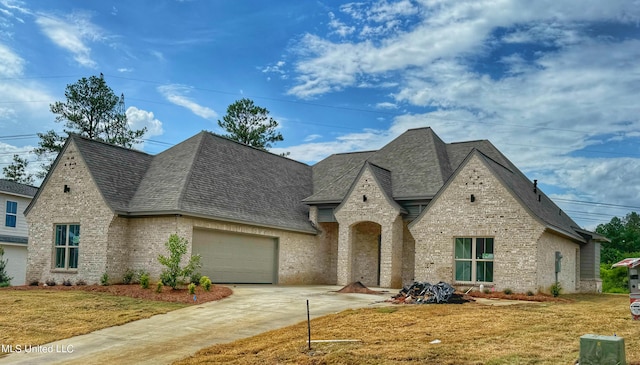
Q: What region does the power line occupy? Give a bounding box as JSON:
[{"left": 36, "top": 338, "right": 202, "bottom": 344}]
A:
[{"left": 555, "top": 198, "right": 640, "bottom": 211}]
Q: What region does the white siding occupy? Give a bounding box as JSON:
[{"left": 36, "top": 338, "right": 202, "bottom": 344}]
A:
[{"left": 0, "top": 193, "right": 31, "bottom": 239}]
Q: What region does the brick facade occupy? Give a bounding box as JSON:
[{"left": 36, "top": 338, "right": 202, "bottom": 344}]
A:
[
  {"left": 409, "top": 154, "right": 582, "bottom": 293},
  {"left": 26, "top": 141, "right": 327, "bottom": 285},
  {"left": 26, "top": 136, "right": 599, "bottom": 293},
  {"left": 26, "top": 141, "right": 115, "bottom": 284},
  {"left": 334, "top": 166, "right": 404, "bottom": 288}
]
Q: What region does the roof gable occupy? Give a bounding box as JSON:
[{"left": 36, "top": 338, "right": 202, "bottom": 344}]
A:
[
  {"left": 72, "top": 135, "right": 153, "bottom": 212},
  {"left": 334, "top": 161, "right": 405, "bottom": 215},
  {"left": 409, "top": 148, "right": 585, "bottom": 242}
]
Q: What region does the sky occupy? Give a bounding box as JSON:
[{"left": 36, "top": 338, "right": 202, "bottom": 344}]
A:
[{"left": 0, "top": 0, "right": 639, "bottom": 229}]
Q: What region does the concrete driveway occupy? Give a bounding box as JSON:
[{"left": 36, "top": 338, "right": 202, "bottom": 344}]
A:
[{"left": 1, "top": 285, "right": 390, "bottom": 365}]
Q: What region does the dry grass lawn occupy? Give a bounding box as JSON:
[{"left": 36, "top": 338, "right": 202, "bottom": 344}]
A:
[
  {"left": 0, "top": 289, "right": 186, "bottom": 354},
  {"left": 176, "top": 294, "right": 639, "bottom": 365}
]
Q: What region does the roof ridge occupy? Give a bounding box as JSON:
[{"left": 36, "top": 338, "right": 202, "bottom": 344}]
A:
[
  {"left": 365, "top": 161, "right": 391, "bottom": 172},
  {"left": 303, "top": 161, "right": 366, "bottom": 202},
  {"left": 69, "top": 133, "right": 151, "bottom": 156},
  {"left": 176, "top": 132, "right": 208, "bottom": 211},
  {"left": 205, "top": 131, "right": 310, "bottom": 167}
]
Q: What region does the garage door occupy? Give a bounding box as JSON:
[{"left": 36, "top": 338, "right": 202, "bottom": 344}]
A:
[
  {"left": 0, "top": 244, "right": 27, "bottom": 286},
  {"left": 192, "top": 229, "right": 277, "bottom": 284}
]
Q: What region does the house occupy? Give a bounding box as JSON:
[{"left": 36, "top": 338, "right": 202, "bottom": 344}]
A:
[
  {"left": 25, "top": 128, "right": 606, "bottom": 293},
  {"left": 0, "top": 179, "right": 38, "bottom": 285}
]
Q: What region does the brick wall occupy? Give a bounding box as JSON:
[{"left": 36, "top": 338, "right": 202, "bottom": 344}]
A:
[
  {"left": 409, "top": 154, "right": 548, "bottom": 293},
  {"left": 537, "top": 231, "right": 581, "bottom": 293},
  {"left": 26, "top": 141, "right": 115, "bottom": 285},
  {"left": 334, "top": 166, "right": 404, "bottom": 287},
  {"left": 126, "top": 216, "right": 326, "bottom": 285}
]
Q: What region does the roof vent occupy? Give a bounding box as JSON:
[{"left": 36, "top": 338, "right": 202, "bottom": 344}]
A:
[{"left": 533, "top": 179, "right": 538, "bottom": 193}]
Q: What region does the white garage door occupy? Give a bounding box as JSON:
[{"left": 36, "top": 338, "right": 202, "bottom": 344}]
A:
[
  {"left": 192, "top": 229, "right": 278, "bottom": 284},
  {"left": 0, "top": 244, "right": 27, "bottom": 286}
]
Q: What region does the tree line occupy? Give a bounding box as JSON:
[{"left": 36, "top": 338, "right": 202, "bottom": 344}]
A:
[
  {"left": 596, "top": 212, "right": 640, "bottom": 292},
  {"left": 3, "top": 74, "right": 284, "bottom": 184}
]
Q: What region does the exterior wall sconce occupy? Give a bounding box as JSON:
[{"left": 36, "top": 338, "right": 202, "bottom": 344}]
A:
[
  {"left": 64, "top": 185, "right": 71, "bottom": 193},
  {"left": 363, "top": 195, "right": 367, "bottom": 202},
  {"left": 470, "top": 194, "right": 475, "bottom": 202}
]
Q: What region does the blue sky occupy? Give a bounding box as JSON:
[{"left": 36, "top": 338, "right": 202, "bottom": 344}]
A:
[{"left": 0, "top": 0, "right": 639, "bottom": 228}]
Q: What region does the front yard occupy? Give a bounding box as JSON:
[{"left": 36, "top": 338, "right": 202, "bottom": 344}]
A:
[
  {"left": 176, "top": 294, "right": 640, "bottom": 365},
  {"left": 0, "top": 284, "right": 231, "bottom": 356}
]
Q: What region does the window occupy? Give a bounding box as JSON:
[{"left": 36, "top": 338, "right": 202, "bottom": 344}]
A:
[
  {"left": 455, "top": 237, "right": 494, "bottom": 283},
  {"left": 54, "top": 224, "right": 80, "bottom": 270},
  {"left": 5, "top": 201, "right": 17, "bottom": 227}
]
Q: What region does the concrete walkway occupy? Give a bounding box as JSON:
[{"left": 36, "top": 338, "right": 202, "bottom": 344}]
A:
[{"left": 1, "top": 285, "right": 390, "bottom": 365}]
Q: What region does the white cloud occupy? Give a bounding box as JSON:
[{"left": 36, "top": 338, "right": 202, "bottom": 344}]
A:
[
  {"left": 126, "top": 106, "right": 163, "bottom": 137},
  {"left": 303, "top": 134, "right": 322, "bottom": 142},
  {"left": 118, "top": 67, "right": 133, "bottom": 73},
  {"left": 0, "top": 43, "right": 23, "bottom": 76},
  {"left": 35, "top": 12, "right": 104, "bottom": 68},
  {"left": 375, "top": 102, "right": 397, "bottom": 109},
  {"left": 157, "top": 84, "right": 217, "bottom": 120},
  {"left": 328, "top": 12, "right": 355, "bottom": 37}
]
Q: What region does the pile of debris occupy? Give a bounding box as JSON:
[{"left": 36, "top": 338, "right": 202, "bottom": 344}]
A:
[
  {"left": 391, "top": 281, "right": 473, "bottom": 304},
  {"left": 337, "top": 281, "right": 381, "bottom": 295}
]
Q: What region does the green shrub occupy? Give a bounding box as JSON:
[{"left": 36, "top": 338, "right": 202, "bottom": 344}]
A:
[
  {"left": 483, "top": 288, "right": 490, "bottom": 294},
  {"left": 503, "top": 288, "right": 513, "bottom": 295},
  {"left": 122, "top": 269, "right": 135, "bottom": 284},
  {"left": 140, "top": 273, "right": 150, "bottom": 289},
  {"left": 0, "top": 247, "right": 12, "bottom": 286},
  {"left": 550, "top": 282, "right": 562, "bottom": 297},
  {"left": 158, "top": 234, "right": 202, "bottom": 289},
  {"left": 62, "top": 278, "right": 72, "bottom": 286},
  {"left": 75, "top": 279, "right": 86, "bottom": 286},
  {"left": 190, "top": 272, "right": 202, "bottom": 285},
  {"left": 526, "top": 290, "right": 534, "bottom": 296},
  {"left": 0, "top": 282, "right": 9, "bottom": 288},
  {"left": 155, "top": 281, "right": 163, "bottom": 293},
  {"left": 200, "top": 276, "right": 212, "bottom": 291},
  {"left": 45, "top": 278, "right": 56, "bottom": 286},
  {"left": 188, "top": 283, "right": 196, "bottom": 295},
  {"left": 100, "top": 273, "right": 109, "bottom": 286},
  {"left": 601, "top": 264, "right": 629, "bottom": 293},
  {"left": 29, "top": 280, "right": 39, "bottom": 286}
]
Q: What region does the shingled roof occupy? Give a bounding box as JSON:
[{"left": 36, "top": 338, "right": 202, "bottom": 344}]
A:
[
  {"left": 40, "top": 132, "right": 315, "bottom": 233},
  {"left": 305, "top": 127, "right": 588, "bottom": 242},
  {"left": 128, "top": 132, "right": 314, "bottom": 232},
  {"left": 0, "top": 179, "right": 38, "bottom": 197}
]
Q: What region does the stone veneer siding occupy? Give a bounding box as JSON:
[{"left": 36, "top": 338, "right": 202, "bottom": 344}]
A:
[
  {"left": 26, "top": 140, "right": 116, "bottom": 284},
  {"left": 334, "top": 167, "right": 403, "bottom": 288},
  {"left": 409, "top": 154, "right": 550, "bottom": 293}
]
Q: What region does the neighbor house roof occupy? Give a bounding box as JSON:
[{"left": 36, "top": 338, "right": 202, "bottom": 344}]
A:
[
  {"left": 30, "top": 132, "right": 315, "bottom": 234},
  {"left": 0, "top": 179, "right": 38, "bottom": 198}
]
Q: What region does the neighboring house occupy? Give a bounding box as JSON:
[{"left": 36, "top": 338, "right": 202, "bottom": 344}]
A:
[
  {"left": 25, "top": 128, "right": 606, "bottom": 293},
  {"left": 0, "top": 179, "right": 38, "bottom": 285}
]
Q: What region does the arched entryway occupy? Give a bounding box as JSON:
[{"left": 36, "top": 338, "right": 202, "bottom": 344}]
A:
[{"left": 351, "top": 221, "right": 381, "bottom": 287}]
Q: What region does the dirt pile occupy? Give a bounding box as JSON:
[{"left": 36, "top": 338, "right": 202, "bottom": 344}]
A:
[{"left": 336, "top": 281, "right": 381, "bottom": 294}]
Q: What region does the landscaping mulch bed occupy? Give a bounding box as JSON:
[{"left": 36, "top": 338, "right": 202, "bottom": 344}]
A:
[
  {"left": 5, "top": 284, "right": 233, "bottom": 304},
  {"left": 467, "top": 290, "right": 572, "bottom": 303}
]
